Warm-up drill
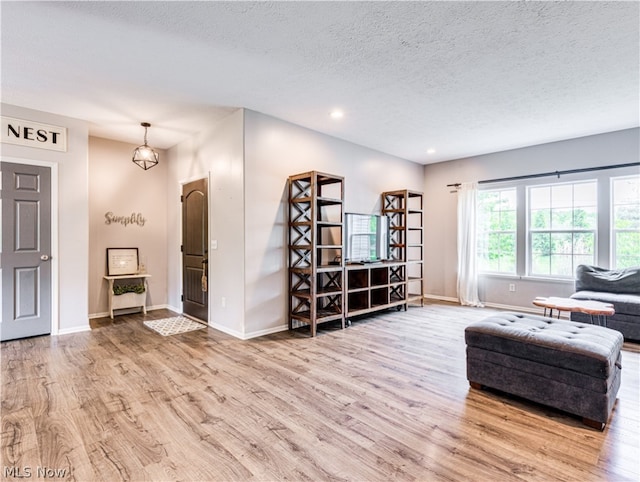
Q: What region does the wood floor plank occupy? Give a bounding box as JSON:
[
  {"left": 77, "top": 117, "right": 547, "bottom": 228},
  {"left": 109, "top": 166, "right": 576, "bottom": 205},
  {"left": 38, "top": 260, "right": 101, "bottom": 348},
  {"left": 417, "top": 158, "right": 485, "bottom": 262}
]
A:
[
  {"left": 2, "top": 303, "right": 639, "bottom": 481},
  {"left": 1, "top": 408, "right": 42, "bottom": 471}
]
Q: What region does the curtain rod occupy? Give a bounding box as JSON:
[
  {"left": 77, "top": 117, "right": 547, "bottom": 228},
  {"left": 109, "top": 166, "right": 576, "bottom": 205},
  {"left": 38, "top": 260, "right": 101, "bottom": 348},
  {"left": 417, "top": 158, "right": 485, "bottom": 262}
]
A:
[{"left": 446, "top": 162, "right": 639, "bottom": 188}]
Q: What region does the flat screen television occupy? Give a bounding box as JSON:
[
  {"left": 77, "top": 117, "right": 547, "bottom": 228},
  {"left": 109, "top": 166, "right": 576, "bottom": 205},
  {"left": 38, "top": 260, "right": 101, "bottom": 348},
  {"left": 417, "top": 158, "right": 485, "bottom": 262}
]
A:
[{"left": 344, "top": 213, "right": 390, "bottom": 263}]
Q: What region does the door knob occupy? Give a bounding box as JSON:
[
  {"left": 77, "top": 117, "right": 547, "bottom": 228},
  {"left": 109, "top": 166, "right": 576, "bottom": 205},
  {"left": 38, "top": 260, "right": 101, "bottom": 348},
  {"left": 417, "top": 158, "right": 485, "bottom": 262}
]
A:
[{"left": 40, "top": 255, "right": 50, "bottom": 261}]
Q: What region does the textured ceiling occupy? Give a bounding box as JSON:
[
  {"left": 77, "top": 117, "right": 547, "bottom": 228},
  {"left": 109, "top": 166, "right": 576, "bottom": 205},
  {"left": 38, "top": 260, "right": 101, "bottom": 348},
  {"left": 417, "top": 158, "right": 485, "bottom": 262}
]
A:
[{"left": 1, "top": 1, "right": 638, "bottom": 164}]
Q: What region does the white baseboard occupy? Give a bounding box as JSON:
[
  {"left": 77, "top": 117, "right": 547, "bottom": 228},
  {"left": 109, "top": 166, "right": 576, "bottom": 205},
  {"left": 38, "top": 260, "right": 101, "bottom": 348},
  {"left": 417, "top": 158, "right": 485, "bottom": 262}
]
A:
[
  {"left": 482, "top": 301, "right": 537, "bottom": 314},
  {"left": 483, "top": 301, "right": 569, "bottom": 319},
  {"left": 424, "top": 294, "right": 460, "bottom": 303},
  {"left": 88, "top": 312, "right": 108, "bottom": 320},
  {"left": 242, "top": 324, "right": 289, "bottom": 340},
  {"left": 87, "top": 302, "right": 284, "bottom": 340},
  {"left": 85, "top": 297, "right": 555, "bottom": 340},
  {"left": 423, "top": 295, "right": 560, "bottom": 318},
  {"left": 207, "top": 321, "right": 244, "bottom": 339},
  {"left": 88, "top": 304, "right": 171, "bottom": 320},
  {"left": 56, "top": 324, "right": 91, "bottom": 336},
  {"left": 206, "top": 321, "right": 288, "bottom": 340}
]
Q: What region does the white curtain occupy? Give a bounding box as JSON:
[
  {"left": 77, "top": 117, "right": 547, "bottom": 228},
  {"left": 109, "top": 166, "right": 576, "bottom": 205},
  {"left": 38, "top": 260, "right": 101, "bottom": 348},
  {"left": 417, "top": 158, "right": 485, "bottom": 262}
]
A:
[{"left": 457, "top": 182, "right": 484, "bottom": 307}]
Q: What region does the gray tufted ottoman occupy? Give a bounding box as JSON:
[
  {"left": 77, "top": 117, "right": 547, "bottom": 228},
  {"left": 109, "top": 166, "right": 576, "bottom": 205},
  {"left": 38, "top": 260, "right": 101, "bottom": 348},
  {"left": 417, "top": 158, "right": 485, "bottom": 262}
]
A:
[{"left": 465, "top": 312, "right": 623, "bottom": 430}]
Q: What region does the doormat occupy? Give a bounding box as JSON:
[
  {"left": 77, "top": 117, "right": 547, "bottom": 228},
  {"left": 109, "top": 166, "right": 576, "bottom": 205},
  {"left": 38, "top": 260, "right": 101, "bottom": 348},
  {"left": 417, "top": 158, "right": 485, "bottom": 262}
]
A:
[{"left": 143, "top": 316, "right": 207, "bottom": 336}]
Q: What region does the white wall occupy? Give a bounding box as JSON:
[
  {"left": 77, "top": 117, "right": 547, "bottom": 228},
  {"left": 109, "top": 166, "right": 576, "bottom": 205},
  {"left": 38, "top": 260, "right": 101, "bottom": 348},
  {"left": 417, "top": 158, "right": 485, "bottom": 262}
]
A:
[
  {"left": 423, "top": 128, "right": 640, "bottom": 310},
  {"left": 7, "top": 103, "right": 631, "bottom": 338},
  {"left": 1, "top": 103, "right": 89, "bottom": 334},
  {"left": 88, "top": 137, "right": 168, "bottom": 316},
  {"left": 166, "top": 108, "right": 424, "bottom": 339},
  {"left": 243, "top": 109, "right": 425, "bottom": 337},
  {"left": 166, "top": 109, "right": 246, "bottom": 337}
]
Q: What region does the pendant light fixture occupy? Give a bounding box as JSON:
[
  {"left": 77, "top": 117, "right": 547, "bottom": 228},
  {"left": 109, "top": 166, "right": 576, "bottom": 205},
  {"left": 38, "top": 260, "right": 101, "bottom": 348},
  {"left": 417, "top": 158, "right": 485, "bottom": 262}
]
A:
[{"left": 132, "top": 122, "right": 159, "bottom": 170}]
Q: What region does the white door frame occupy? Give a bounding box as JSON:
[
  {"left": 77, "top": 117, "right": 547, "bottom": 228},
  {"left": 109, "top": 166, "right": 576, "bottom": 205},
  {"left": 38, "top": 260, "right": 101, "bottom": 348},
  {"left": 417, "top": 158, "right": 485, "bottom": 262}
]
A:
[{"left": 1, "top": 156, "right": 59, "bottom": 335}]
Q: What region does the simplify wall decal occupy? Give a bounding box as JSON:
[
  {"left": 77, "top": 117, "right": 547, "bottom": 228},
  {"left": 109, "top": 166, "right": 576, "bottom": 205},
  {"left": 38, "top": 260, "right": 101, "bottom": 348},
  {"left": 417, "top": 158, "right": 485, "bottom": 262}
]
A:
[{"left": 104, "top": 212, "right": 146, "bottom": 227}]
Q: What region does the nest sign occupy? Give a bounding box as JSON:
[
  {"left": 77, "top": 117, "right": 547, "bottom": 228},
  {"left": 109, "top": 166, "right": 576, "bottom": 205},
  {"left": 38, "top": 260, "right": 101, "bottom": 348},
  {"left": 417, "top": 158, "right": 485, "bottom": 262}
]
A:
[{"left": 1, "top": 116, "right": 67, "bottom": 152}]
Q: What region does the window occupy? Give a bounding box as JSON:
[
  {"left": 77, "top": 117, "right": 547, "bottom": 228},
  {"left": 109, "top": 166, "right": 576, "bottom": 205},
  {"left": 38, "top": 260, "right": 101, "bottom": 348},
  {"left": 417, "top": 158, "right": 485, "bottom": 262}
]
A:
[
  {"left": 612, "top": 175, "right": 640, "bottom": 268},
  {"left": 477, "top": 189, "right": 516, "bottom": 273},
  {"left": 528, "top": 181, "right": 597, "bottom": 277}
]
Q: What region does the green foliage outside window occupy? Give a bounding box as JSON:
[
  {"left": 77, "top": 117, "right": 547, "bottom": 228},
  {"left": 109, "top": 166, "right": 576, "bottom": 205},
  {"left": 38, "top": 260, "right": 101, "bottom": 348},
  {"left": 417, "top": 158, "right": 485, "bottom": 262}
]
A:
[
  {"left": 477, "top": 175, "right": 639, "bottom": 278},
  {"left": 529, "top": 181, "right": 597, "bottom": 277},
  {"left": 477, "top": 189, "right": 516, "bottom": 273},
  {"left": 612, "top": 176, "right": 640, "bottom": 268}
]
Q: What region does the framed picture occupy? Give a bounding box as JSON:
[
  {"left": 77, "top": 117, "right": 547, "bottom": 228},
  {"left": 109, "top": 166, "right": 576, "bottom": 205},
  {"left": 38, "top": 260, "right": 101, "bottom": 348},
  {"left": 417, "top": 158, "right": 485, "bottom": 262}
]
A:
[{"left": 106, "top": 248, "right": 139, "bottom": 276}]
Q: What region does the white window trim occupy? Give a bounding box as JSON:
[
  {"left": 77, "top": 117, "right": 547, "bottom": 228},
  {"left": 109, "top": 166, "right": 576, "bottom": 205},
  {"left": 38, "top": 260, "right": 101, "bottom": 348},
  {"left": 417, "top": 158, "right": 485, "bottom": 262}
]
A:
[
  {"left": 478, "top": 164, "right": 638, "bottom": 279},
  {"left": 610, "top": 174, "right": 640, "bottom": 269}
]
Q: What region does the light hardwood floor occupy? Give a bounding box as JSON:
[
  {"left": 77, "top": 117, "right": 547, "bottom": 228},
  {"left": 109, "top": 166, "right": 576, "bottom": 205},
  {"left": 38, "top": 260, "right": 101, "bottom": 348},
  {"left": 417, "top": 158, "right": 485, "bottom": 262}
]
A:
[{"left": 2, "top": 303, "right": 639, "bottom": 481}]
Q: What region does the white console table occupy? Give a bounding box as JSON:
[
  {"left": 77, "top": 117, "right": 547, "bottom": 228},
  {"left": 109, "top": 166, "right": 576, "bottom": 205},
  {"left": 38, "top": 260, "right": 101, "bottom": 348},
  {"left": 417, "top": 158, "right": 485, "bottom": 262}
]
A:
[{"left": 104, "top": 274, "right": 151, "bottom": 319}]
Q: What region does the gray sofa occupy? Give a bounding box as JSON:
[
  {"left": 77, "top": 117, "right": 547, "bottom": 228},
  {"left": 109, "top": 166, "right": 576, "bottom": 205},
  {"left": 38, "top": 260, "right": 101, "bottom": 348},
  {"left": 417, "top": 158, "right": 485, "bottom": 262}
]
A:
[{"left": 570, "top": 265, "right": 640, "bottom": 341}]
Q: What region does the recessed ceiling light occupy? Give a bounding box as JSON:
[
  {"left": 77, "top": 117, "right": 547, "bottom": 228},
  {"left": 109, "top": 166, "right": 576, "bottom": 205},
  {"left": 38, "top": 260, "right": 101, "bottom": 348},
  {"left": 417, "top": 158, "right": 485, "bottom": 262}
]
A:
[
  {"left": 427, "top": 148, "right": 436, "bottom": 154},
  {"left": 330, "top": 110, "right": 344, "bottom": 119}
]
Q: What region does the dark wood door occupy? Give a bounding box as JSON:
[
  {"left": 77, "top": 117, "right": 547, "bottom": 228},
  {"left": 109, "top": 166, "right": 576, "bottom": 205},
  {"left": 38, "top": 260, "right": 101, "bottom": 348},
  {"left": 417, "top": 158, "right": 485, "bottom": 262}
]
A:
[
  {"left": 182, "top": 178, "right": 208, "bottom": 322},
  {"left": 1, "top": 162, "right": 52, "bottom": 341}
]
